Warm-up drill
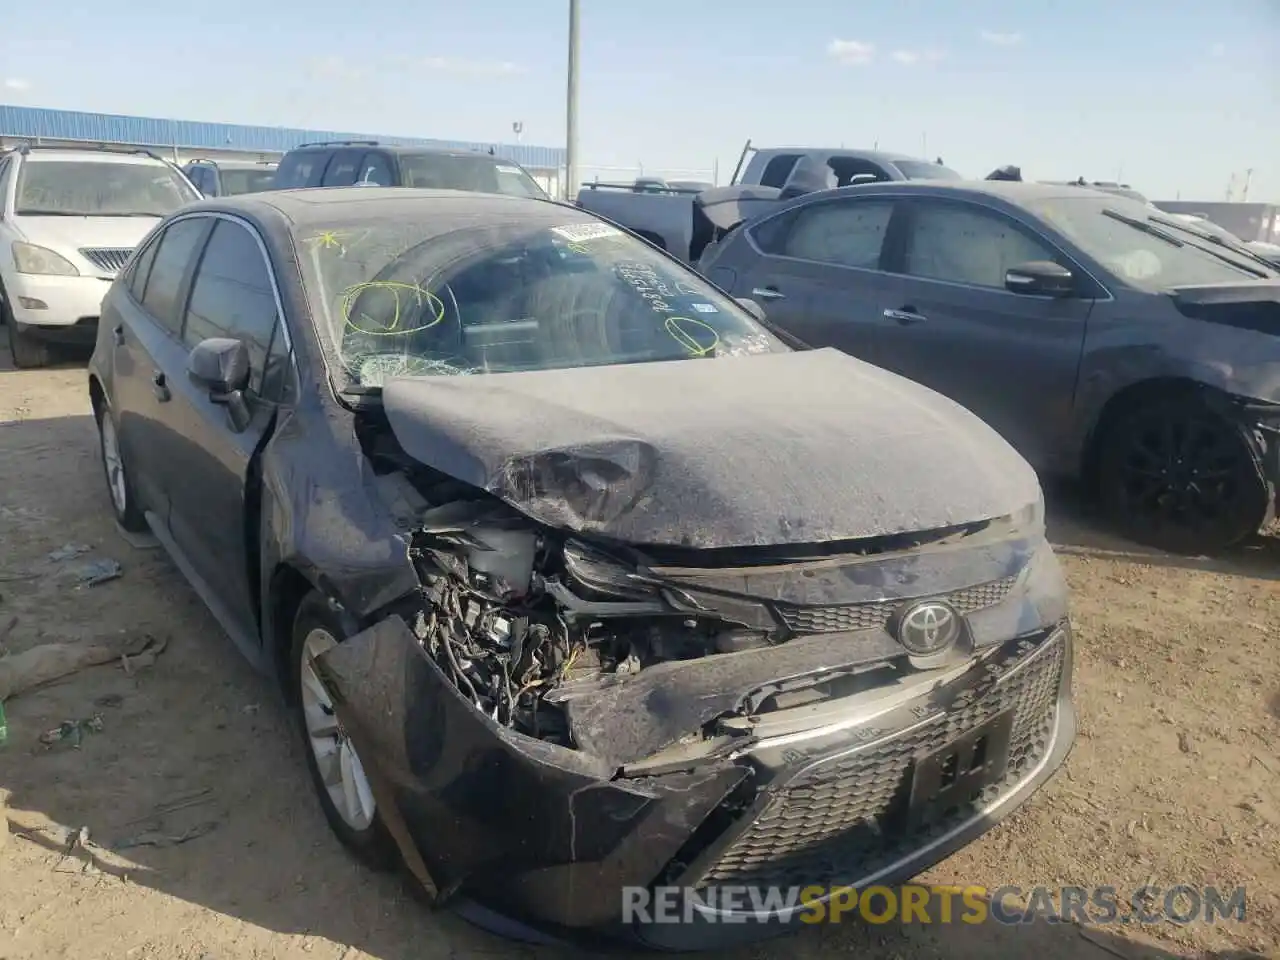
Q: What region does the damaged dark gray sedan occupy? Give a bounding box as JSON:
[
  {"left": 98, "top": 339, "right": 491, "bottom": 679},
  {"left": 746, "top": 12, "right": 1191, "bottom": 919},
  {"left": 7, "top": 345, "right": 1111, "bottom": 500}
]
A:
[{"left": 87, "top": 187, "right": 1075, "bottom": 950}]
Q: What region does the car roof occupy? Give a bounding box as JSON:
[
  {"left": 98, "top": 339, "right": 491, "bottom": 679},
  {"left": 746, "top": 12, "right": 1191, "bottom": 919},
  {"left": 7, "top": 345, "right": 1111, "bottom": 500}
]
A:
[
  {"left": 11, "top": 149, "right": 170, "bottom": 165},
  {"left": 187, "top": 186, "right": 580, "bottom": 232},
  {"left": 285, "top": 143, "right": 504, "bottom": 160},
  {"left": 800, "top": 179, "right": 1133, "bottom": 206},
  {"left": 187, "top": 158, "right": 277, "bottom": 170}
]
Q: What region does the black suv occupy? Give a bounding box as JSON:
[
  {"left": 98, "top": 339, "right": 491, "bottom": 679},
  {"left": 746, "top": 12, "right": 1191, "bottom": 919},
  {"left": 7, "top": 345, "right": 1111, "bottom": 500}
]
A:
[
  {"left": 272, "top": 140, "right": 549, "bottom": 199},
  {"left": 183, "top": 159, "right": 278, "bottom": 197}
]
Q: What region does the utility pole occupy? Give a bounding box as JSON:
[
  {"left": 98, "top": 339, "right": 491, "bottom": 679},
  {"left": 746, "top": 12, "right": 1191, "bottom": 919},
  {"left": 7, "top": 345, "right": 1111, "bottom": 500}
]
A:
[
  {"left": 1241, "top": 168, "right": 1253, "bottom": 202},
  {"left": 565, "top": 0, "right": 580, "bottom": 201}
]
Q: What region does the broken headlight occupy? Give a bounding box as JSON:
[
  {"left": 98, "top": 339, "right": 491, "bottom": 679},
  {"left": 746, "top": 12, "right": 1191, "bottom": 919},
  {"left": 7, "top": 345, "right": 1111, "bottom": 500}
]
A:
[{"left": 562, "top": 540, "right": 660, "bottom": 600}]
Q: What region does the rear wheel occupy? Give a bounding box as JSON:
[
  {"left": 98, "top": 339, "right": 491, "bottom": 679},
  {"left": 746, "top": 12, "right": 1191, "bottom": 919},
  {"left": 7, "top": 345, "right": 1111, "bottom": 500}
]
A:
[
  {"left": 290, "top": 591, "right": 399, "bottom": 871},
  {"left": 95, "top": 401, "right": 148, "bottom": 532},
  {"left": 1097, "top": 395, "right": 1271, "bottom": 554},
  {"left": 7, "top": 320, "right": 54, "bottom": 369}
]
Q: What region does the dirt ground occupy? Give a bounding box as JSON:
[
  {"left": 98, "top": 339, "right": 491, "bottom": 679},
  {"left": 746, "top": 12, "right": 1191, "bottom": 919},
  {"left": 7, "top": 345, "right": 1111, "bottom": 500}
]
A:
[{"left": 0, "top": 341, "right": 1276, "bottom": 960}]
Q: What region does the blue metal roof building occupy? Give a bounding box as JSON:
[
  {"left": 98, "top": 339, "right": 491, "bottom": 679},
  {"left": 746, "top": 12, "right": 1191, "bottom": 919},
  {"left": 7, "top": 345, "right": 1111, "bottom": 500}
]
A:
[{"left": 0, "top": 104, "right": 565, "bottom": 171}]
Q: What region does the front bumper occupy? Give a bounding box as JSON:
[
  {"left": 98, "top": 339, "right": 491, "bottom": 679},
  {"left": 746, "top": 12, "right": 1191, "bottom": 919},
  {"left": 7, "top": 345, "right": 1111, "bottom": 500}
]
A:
[
  {"left": 316, "top": 613, "right": 1075, "bottom": 950},
  {"left": 4, "top": 272, "right": 113, "bottom": 328}
]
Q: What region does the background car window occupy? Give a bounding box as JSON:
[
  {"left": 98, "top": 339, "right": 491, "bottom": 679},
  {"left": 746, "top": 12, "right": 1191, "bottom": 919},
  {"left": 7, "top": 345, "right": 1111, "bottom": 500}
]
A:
[
  {"left": 758, "top": 154, "right": 802, "bottom": 188},
  {"left": 273, "top": 153, "right": 316, "bottom": 188},
  {"left": 356, "top": 153, "right": 394, "bottom": 186},
  {"left": 321, "top": 152, "right": 360, "bottom": 187},
  {"left": 140, "top": 218, "right": 209, "bottom": 335},
  {"left": 903, "top": 202, "right": 1057, "bottom": 288},
  {"left": 127, "top": 233, "right": 162, "bottom": 301},
  {"left": 15, "top": 160, "right": 198, "bottom": 216},
  {"left": 182, "top": 220, "right": 279, "bottom": 393},
  {"left": 783, "top": 200, "right": 895, "bottom": 269}
]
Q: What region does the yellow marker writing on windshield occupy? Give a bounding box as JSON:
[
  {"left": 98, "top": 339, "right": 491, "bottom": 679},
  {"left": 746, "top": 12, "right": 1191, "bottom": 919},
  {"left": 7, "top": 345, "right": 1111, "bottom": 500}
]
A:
[
  {"left": 664, "top": 315, "right": 720, "bottom": 356},
  {"left": 340, "top": 281, "right": 445, "bottom": 336}
]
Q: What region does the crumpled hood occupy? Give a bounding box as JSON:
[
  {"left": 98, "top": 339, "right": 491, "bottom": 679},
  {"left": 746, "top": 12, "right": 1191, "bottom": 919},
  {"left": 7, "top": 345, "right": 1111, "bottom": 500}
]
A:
[{"left": 380, "top": 348, "right": 1041, "bottom": 549}]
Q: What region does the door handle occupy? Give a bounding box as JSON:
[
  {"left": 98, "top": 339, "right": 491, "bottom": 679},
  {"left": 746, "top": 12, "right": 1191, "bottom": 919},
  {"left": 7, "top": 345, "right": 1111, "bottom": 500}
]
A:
[
  {"left": 152, "top": 370, "right": 171, "bottom": 402},
  {"left": 751, "top": 286, "right": 786, "bottom": 301},
  {"left": 112, "top": 324, "right": 125, "bottom": 346},
  {"left": 883, "top": 307, "right": 927, "bottom": 325}
]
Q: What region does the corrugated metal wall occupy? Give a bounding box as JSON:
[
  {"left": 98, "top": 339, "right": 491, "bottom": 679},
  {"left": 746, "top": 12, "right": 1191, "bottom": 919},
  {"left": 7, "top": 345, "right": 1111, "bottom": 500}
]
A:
[{"left": 0, "top": 104, "right": 565, "bottom": 172}]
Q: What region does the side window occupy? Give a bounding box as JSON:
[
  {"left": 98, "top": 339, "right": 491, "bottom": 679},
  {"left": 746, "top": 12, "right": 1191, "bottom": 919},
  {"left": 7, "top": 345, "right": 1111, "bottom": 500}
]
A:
[
  {"left": 141, "top": 218, "right": 210, "bottom": 335},
  {"left": 759, "top": 153, "right": 803, "bottom": 189},
  {"left": 126, "top": 230, "right": 163, "bottom": 302},
  {"left": 182, "top": 220, "right": 279, "bottom": 394},
  {"left": 903, "top": 201, "right": 1058, "bottom": 289},
  {"left": 356, "top": 152, "right": 395, "bottom": 186},
  {"left": 184, "top": 166, "right": 203, "bottom": 193},
  {"left": 781, "top": 200, "right": 895, "bottom": 270},
  {"left": 320, "top": 150, "right": 361, "bottom": 187},
  {"left": 274, "top": 153, "right": 316, "bottom": 188}
]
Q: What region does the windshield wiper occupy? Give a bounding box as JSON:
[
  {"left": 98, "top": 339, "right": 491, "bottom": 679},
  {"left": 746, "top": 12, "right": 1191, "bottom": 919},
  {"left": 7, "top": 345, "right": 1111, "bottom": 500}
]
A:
[
  {"left": 1147, "top": 215, "right": 1273, "bottom": 277},
  {"left": 1101, "top": 208, "right": 1185, "bottom": 247}
]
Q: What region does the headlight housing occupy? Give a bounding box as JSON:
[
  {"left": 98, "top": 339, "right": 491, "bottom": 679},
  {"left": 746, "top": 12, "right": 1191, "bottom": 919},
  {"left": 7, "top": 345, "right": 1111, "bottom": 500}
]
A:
[
  {"left": 12, "top": 242, "right": 80, "bottom": 277},
  {"left": 1011, "top": 490, "right": 1046, "bottom": 535}
]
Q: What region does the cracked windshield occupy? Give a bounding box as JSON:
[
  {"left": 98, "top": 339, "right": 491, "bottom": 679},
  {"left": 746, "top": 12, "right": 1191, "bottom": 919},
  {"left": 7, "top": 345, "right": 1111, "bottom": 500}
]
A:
[{"left": 0, "top": 3, "right": 1277, "bottom": 960}]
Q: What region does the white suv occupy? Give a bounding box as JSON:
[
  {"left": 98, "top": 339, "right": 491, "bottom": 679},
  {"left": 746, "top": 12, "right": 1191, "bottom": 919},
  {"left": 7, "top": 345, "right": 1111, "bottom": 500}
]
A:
[{"left": 0, "top": 145, "right": 200, "bottom": 368}]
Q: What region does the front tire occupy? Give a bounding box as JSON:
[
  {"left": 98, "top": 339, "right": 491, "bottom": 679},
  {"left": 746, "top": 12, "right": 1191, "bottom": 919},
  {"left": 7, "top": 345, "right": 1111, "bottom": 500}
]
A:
[
  {"left": 95, "top": 401, "right": 148, "bottom": 532},
  {"left": 7, "top": 320, "right": 54, "bottom": 369},
  {"left": 290, "top": 591, "right": 399, "bottom": 871},
  {"left": 1097, "top": 395, "right": 1271, "bottom": 554}
]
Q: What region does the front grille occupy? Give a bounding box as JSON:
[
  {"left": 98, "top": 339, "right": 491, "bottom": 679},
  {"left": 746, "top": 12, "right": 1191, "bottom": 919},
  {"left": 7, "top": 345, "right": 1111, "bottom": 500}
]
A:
[
  {"left": 80, "top": 247, "right": 134, "bottom": 274},
  {"left": 776, "top": 575, "right": 1018, "bottom": 635},
  {"left": 694, "top": 631, "right": 1064, "bottom": 889}
]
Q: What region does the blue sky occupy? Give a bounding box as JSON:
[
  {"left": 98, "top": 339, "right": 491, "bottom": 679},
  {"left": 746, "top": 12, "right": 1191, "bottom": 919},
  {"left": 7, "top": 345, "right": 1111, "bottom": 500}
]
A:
[{"left": 2, "top": 0, "right": 1276, "bottom": 200}]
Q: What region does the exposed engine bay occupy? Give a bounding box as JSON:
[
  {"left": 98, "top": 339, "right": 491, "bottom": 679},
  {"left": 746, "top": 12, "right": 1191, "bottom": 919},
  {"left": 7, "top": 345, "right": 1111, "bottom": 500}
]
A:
[{"left": 405, "top": 498, "right": 780, "bottom": 749}]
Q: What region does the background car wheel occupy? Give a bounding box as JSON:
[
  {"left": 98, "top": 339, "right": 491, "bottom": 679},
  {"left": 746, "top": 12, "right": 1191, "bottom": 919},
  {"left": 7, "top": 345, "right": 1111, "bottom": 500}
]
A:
[
  {"left": 1097, "top": 395, "right": 1271, "bottom": 555},
  {"left": 95, "top": 402, "right": 148, "bottom": 532},
  {"left": 7, "top": 320, "right": 54, "bottom": 369},
  {"left": 290, "top": 591, "right": 399, "bottom": 871}
]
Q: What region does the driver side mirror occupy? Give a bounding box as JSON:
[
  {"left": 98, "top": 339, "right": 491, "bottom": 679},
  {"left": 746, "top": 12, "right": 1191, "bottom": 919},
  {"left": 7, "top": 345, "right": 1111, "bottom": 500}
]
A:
[
  {"left": 188, "top": 337, "right": 250, "bottom": 398},
  {"left": 734, "top": 297, "right": 766, "bottom": 321},
  {"left": 1005, "top": 260, "right": 1075, "bottom": 297}
]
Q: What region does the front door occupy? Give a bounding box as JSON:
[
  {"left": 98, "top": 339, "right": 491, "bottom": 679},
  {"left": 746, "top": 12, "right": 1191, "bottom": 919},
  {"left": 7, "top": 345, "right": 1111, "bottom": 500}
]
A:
[
  {"left": 152, "top": 217, "right": 289, "bottom": 644},
  {"left": 109, "top": 216, "right": 212, "bottom": 521},
  {"left": 880, "top": 198, "right": 1095, "bottom": 472}
]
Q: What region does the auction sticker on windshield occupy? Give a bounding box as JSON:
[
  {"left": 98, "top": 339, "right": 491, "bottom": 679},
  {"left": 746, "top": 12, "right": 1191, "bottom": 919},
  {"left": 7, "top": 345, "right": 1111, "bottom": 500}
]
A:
[
  {"left": 690, "top": 302, "right": 719, "bottom": 313},
  {"left": 550, "top": 223, "right": 624, "bottom": 243}
]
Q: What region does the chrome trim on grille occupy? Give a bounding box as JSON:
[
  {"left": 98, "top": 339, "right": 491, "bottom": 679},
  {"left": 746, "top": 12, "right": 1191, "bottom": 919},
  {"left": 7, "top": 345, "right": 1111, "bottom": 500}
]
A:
[{"left": 80, "top": 247, "right": 134, "bottom": 274}]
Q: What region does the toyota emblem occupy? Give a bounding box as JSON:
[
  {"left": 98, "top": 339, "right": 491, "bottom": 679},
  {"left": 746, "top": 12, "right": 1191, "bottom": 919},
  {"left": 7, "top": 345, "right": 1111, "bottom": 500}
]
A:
[{"left": 895, "top": 600, "right": 962, "bottom": 656}]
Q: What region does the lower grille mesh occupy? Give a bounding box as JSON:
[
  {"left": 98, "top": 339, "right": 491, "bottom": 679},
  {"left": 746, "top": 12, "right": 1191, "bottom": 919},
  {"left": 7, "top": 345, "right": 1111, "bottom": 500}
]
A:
[{"left": 696, "top": 634, "right": 1064, "bottom": 889}]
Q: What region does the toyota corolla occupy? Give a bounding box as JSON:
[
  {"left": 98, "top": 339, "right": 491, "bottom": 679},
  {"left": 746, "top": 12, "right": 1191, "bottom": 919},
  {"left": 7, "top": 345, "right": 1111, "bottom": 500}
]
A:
[{"left": 87, "top": 187, "right": 1075, "bottom": 950}]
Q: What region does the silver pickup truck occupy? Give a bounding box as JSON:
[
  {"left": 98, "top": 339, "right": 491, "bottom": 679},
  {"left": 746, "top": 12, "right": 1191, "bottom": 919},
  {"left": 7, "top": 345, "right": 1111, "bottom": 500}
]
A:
[{"left": 575, "top": 141, "right": 963, "bottom": 264}]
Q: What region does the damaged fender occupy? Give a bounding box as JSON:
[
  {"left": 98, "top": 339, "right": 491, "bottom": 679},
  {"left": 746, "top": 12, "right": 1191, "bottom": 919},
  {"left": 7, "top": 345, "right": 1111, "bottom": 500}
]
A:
[{"left": 312, "top": 615, "right": 747, "bottom": 929}]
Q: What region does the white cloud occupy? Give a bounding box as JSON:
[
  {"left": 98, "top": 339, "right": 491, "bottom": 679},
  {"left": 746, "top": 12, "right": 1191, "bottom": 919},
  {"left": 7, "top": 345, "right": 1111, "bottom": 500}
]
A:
[
  {"left": 1209, "top": 41, "right": 1226, "bottom": 56},
  {"left": 890, "top": 49, "right": 944, "bottom": 65},
  {"left": 3, "top": 78, "right": 30, "bottom": 91},
  {"left": 419, "top": 57, "right": 523, "bottom": 76},
  {"left": 979, "top": 29, "right": 1023, "bottom": 46},
  {"left": 827, "top": 39, "right": 876, "bottom": 65}
]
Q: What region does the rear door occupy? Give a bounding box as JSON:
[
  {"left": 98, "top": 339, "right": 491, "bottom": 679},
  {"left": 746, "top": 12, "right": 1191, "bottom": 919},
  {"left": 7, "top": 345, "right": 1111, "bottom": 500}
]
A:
[
  {"left": 109, "top": 216, "right": 212, "bottom": 521},
  {"left": 716, "top": 196, "right": 907, "bottom": 365},
  {"left": 158, "top": 216, "right": 291, "bottom": 643},
  {"left": 882, "top": 197, "right": 1096, "bottom": 470}
]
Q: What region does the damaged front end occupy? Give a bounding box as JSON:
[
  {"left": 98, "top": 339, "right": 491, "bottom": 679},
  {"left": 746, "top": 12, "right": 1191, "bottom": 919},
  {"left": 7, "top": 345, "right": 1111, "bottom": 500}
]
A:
[{"left": 312, "top": 493, "right": 1076, "bottom": 945}]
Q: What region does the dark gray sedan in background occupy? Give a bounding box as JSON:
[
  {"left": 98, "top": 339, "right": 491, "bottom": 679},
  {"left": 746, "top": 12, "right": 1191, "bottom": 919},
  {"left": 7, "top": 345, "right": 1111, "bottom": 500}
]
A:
[{"left": 699, "top": 181, "right": 1280, "bottom": 555}]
